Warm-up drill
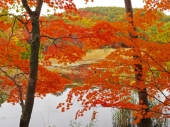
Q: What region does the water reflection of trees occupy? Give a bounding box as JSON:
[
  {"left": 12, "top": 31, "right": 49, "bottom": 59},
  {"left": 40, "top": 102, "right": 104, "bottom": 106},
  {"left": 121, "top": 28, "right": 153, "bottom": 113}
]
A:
[{"left": 112, "top": 95, "right": 169, "bottom": 127}]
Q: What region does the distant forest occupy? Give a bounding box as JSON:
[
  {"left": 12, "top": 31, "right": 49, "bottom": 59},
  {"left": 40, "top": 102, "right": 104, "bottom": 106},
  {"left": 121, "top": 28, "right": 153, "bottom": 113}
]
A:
[
  {"left": 78, "top": 7, "right": 170, "bottom": 22},
  {"left": 76, "top": 7, "right": 170, "bottom": 44}
]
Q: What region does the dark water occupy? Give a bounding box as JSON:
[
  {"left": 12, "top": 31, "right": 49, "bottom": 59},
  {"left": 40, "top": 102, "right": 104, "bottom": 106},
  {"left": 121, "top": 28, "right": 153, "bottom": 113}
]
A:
[{"left": 0, "top": 89, "right": 113, "bottom": 127}]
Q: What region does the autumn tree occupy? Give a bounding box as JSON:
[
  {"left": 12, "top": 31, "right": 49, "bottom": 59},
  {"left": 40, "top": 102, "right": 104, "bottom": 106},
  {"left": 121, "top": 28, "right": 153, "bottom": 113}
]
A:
[
  {"left": 58, "top": 1, "right": 170, "bottom": 126},
  {"left": 0, "top": 1, "right": 89, "bottom": 127},
  {"left": 124, "top": 0, "right": 151, "bottom": 126},
  {"left": 144, "top": 0, "right": 170, "bottom": 11},
  {"left": 1, "top": 0, "right": 170, "bottom": 126}
]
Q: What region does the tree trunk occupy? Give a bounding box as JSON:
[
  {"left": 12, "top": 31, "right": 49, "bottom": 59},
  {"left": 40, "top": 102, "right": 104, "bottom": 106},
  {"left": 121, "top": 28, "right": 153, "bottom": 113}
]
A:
[
  {"left": 124, "top": 0, "right": 151, "bottom": 126},
  {"left": 19, "top": 0, "right": 43, "bottom": 126},
  {"left": 19, "top": 14, "right": 40, "bottom": 127}
]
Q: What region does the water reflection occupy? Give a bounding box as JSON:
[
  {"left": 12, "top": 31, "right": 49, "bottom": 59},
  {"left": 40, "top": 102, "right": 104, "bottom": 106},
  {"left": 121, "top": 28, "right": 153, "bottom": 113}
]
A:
[{"left": 0, "top": 89, "right": 113, "bottom": 127}]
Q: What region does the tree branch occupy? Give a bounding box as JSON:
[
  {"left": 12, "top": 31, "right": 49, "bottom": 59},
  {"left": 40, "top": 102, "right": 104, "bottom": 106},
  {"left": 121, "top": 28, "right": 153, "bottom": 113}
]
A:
[
  {"left": 35, "top": 0, "right": 43, "bottom": 16},
  {"left": 21, "top": 0, "right": 33, "bottom": 16},
  {"left": 0, "top": 67, "right": 25, "bottom": 109},
  {"left": 8, "top": 17, "right": 16, "bottom": 45},
  {"left": 130, "top": 38, "right": 170, "bottom": 75}
]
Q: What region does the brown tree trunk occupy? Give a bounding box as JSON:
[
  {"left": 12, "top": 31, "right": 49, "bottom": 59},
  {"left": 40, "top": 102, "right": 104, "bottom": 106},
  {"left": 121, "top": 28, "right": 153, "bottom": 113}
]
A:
[
  {"left": 20, "top": 15, "right": 40, "bottom": 127},
  {"left": 124, "top": 0, "right": 151, "bottom": 126},
  {"left": 19, "top": 0, "right": 43, "bottom": 127}
]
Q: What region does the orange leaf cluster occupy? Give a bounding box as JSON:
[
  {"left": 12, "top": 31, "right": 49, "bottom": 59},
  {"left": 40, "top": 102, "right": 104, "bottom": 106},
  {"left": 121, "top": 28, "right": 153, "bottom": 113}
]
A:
[
  {"left": 57, "top": 7, "right": 170, "bottom": 123},
  {"left": 144, "top": 0, "right": 170, "bottom": 10}
]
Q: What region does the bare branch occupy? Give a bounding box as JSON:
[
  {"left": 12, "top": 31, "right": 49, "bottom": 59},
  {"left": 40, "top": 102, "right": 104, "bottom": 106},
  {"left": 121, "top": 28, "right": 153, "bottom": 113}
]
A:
[
  {"left": 41, "top": 34, "right": 94, "bottom": 41},
  {"left": 143, "top": 60, "right": 170, "bottom": 103},
  {"left": 0, "top": 13, "right": 31, "bottom": 34}
]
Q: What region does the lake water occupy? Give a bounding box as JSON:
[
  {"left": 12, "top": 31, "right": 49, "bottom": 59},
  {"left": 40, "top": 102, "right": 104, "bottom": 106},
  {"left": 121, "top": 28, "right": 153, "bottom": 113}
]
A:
[{"left": 0, "top": 89, "right": 113, "bottom": 127}]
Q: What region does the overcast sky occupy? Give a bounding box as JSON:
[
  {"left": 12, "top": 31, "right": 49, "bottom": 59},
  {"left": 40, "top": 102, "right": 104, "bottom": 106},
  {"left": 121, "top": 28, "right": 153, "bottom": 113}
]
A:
[
  {"left": 38, "top": 0, "right": 170, "bottom": 17},
  {"left": 73, "top": 0, "right": 170, "bottom": 15},
  {"left": 40, "top": 0, "right": 146, "bottom": 15},
  {"left": 73, "top": 0, "right": 145, "bottom": 8}
]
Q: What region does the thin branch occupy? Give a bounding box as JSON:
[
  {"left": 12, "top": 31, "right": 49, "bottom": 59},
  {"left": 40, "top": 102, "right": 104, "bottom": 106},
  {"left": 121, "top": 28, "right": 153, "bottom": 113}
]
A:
[
  {"left": 102, "top": 75, "right": 170, "bottom": 107},
  {"left": 41, "top": 34, "right": 93, "bottom": 40},
  {"left": 144, "top": 60, "right": 170, "bottom": 103},
  {"left": 41, "top": 34, "right": 93, "bottom": 51},
  {"left": 0, "top": 68, "right": 25, "bottom": 109},
  {"left": 123, "top": 81, "right": 170, "bottom": 107},
  {"left": 8, "top": 17, "right": 16, "bottom": 44},
  {"left": 144, "top": 51, "right": 170, "bottom": 75},
  {"left": 130, "top": 38, "right": 170, "bottom": 75},
  {"left": 0, "top": 13, "right": 31, "bottom": 35}
]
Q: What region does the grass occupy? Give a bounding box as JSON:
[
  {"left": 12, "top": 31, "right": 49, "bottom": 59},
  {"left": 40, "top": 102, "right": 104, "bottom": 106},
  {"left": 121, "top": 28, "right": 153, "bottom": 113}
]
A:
[
  {"left": 82, "top": 48, "right": 115, "bottom": 61},
  {"left": 47, "top": 48, "right": 115, "bottom": 84},
  {"left": 49, "top": 48, "right": 115, "bottom": 68}
]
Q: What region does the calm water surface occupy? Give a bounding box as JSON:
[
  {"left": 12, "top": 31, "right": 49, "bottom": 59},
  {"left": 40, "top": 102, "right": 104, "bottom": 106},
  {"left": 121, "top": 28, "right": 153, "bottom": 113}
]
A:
[{"left": 0, "top": 89, "right": 113, "bottom": 127}]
